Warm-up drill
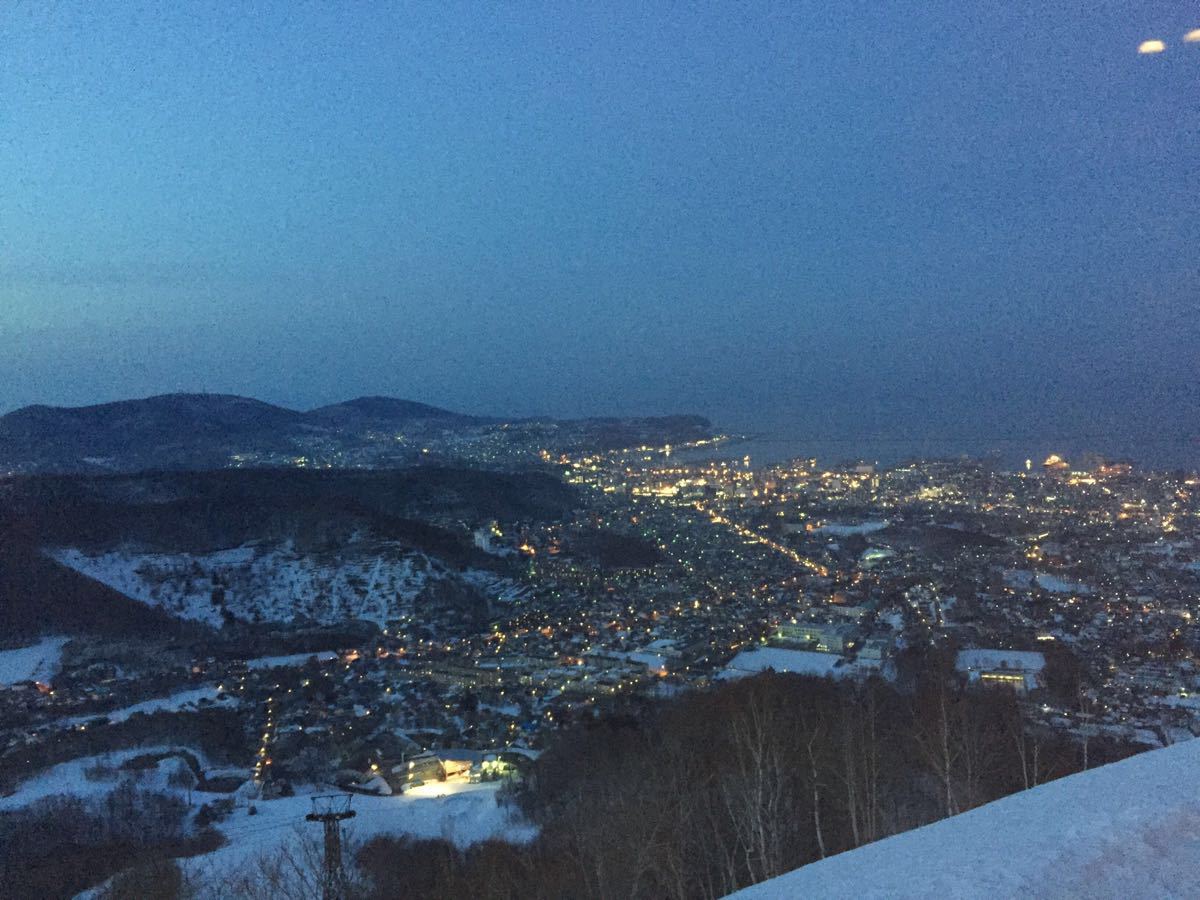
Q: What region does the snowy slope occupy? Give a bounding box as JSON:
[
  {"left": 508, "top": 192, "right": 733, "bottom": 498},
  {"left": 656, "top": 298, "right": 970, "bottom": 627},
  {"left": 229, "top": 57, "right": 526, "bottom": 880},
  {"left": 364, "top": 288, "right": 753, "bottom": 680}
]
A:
[
  {"left": 728, "top": 738, "right": 1200, "bottom": 900},
  {"left": 0, "top": 636, "right": 68, "bottom": 686},
  {"left": 58, "top": 685, "right": 238, "bottom": 728},
  {"left": 136, "top": 781, "right": 536, "bottom": 899},
  {"left": 0, "top": 746, "right": 213, "bottom": 811},
  {"left": 47, "top": 541, "right": 506, "bottom": 627},
  {"left": 182, "top": 780, "right": 534, "bottom": 887}
]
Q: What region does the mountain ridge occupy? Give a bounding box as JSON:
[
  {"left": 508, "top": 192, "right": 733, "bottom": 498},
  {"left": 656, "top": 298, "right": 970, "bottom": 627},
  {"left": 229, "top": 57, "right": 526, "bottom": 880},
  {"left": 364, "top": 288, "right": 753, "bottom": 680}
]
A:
[
  {"left": 0, "top": 392, "right": 711, "bottom": 475},
  {"left": 0, "top": 392, "right": 470, "bottom": 426}
]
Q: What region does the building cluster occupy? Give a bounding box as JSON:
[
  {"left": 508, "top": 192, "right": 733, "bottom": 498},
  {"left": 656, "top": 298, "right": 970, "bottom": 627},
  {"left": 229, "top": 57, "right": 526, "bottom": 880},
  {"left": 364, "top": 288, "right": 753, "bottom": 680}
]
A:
[{"left": 3, "top": 443, "right": 1198, "bottom": 796}]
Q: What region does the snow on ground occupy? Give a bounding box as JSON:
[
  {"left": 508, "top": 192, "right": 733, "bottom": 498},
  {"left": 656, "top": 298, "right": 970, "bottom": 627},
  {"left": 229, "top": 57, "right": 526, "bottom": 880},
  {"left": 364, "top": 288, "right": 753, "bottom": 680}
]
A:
[
  {"left": 719, "top": 648, "right": 869, "bottom": 680},
  {"left": 628, "top": 651, "right": 670, "bottom": 672},
  {"left": 728, "top": 737, "right": 1200, "bottom": 900},
  {"left": 182, "top": 781, "right": 535, "bottom": 889},
  {"left": 0, "top": 636, "right": 69, "bottom": 686},
  {"left": 1004, "top": 570, "right": 1096, "bottom": 596},
  {"left": 1155, "top": 694, "right": 1200, "bottom": 711},
  {"left": 48, "top": 542, "right": 435, "bottom": 627},
  {"left": 4, "top": 749, "right": 534, "bottom": 893},
  {"left": 0, "top": 746, "right": 210, "bottom": 811},
  {"left": 244, "top": 651, "right": 339, "bottom": 670},
  {"left": 58, "top": 685, "right": 237, "bottom": 728},
  {"left": 1002, "top": 569, "right": 1034, "bottom": 588}
]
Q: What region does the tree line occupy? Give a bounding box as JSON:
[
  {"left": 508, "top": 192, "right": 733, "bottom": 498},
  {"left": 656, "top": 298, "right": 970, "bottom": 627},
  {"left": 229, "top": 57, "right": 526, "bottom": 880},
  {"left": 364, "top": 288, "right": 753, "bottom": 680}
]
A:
[{"left": 3, "top": 652, "right": 1137, "bottom": 898}]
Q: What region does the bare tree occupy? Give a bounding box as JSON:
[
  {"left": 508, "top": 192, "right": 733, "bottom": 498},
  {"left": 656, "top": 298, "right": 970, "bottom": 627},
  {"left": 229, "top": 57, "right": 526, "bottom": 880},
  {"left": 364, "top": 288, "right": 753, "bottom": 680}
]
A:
[
  {"left": 718, "top": 681, "right": 796, "bottom": 884},
  {"left": 167, "top": 765, "right": 197, "bottom": 808},
  {"left": 912, "top": 678, "right": 959, "bottom": 818},
  {"left": 837, "top": 682, "right": 883, "bottom": 848},
  {"left": 803, "top": 718, "right": 826, "bottom": 859}
]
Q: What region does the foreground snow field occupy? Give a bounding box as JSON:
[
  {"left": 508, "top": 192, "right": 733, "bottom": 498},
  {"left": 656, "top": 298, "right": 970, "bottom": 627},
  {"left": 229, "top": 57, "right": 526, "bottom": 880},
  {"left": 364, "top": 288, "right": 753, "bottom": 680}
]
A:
[
  {"left": 2, "top": 748, "right": 533, "bottom": 894},
  {"left": 180, "top": 779, "right": 535, "bottom": 889},
  {"left": 728, "top": 737, "right": 1200, "bottom": 900}
]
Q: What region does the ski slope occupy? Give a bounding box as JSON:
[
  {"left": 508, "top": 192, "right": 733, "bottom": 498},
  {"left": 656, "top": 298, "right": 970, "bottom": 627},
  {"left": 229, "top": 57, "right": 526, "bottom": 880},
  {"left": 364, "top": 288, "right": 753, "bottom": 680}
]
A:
[
  {"left": 4, "top": 749, "right": 534, "bottom": 898},
  {"left": 171, "top": 780, "right": 535, "bottom": 898},
  {"left": 728, "top": 738, "right": 1200, "bottom": 899}
]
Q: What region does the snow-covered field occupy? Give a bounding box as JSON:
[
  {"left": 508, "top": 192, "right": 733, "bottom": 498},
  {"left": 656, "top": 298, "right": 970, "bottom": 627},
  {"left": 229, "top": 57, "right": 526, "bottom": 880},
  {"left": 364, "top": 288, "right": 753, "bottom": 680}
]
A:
[
  {"left": 0, "top": 635, "right": 69, "bottom": 686},
  {"left": 0, "top": 746, "right": 210, "bottom": 811},
  {"left": 728, "top": 737, "right": 1200, "bottom": 899},
  {"left": 244, "top": 650, "right": 339, "bottom": 670},
  {"left": 49, "top": 542, "right": 445, "bottom": 626}
]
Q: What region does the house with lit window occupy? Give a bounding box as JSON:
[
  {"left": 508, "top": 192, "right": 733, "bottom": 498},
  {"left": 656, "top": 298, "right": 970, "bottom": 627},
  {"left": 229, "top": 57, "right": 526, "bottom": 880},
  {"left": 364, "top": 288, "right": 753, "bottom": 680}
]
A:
[{"left": 956, "top": 649, "right": 1045, "bottom": 694}]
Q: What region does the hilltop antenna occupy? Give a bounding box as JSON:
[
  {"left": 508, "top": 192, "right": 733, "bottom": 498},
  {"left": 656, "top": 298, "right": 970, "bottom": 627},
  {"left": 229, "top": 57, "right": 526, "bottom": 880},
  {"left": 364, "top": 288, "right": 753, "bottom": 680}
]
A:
[{"left": 306, "top": 793, "right": 356, "bottom": 900}]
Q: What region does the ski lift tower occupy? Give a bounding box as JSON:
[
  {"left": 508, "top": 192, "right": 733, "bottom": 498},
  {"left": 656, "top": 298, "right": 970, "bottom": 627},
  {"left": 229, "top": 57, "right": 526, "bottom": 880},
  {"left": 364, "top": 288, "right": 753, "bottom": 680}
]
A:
[{"left": 306, "top": 793, "right": 357, "bottom": 900}]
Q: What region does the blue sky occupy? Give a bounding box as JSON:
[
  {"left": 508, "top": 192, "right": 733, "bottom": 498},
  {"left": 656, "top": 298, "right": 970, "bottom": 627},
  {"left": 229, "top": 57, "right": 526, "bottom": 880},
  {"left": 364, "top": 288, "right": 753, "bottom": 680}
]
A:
[{"left": 2, "top": 2, "right": 1196, "bottom": 442}]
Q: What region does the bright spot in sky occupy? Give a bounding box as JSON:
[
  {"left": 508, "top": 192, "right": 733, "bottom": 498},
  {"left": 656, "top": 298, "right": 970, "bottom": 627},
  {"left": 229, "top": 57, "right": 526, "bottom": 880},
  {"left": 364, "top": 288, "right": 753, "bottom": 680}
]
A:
[
  {"left": 1137, "top": 39, "right": 1166, "bottom": 54},
  {"left": 1183, "top": 29, "right": 1200, "bottom": 43}
]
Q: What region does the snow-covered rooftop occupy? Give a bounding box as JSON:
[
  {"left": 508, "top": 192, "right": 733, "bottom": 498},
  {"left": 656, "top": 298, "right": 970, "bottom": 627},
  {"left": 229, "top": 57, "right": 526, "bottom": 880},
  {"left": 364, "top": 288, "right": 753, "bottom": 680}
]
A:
[
  {"left": 955, "top": 649, "right": 1046, "bottom": 673},
  {"left": 813, "top": 520, "right": 889, "bottom": 536},
  {"left": 720, "top": 648, "right": 864, "bottom": 680}
]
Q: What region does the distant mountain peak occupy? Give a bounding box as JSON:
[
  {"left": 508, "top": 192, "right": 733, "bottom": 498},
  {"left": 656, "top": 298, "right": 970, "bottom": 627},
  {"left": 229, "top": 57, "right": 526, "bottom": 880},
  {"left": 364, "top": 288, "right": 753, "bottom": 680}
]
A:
[
  {"left": 0, "top": 391, "right": 710, "bottom": 474},
  {"left": 305, "top": 396, "right": 481, "bottom": 425}
]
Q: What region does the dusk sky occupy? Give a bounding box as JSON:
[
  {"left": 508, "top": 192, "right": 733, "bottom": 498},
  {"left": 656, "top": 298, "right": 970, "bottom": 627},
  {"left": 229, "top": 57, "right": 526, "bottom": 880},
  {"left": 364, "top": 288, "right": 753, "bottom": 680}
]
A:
[{"left": 2, "top": 2, "right": 1196, "bottom": 443}]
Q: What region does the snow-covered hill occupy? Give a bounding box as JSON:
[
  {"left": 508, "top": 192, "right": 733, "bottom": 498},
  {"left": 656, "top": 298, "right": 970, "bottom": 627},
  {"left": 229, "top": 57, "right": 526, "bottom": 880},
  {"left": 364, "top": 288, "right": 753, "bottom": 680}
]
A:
[
  {"left": 0, "top": 636, "right": 68, "bottom": 686},
  {"left": 2, "top": 748, "right": 533, "bottom": 899},
  {"left": 48, "top": 542, "right": 512, "bottom": 628},
  {"left": 729, "top": 738, "right": 1200, "bottom": 900}
]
